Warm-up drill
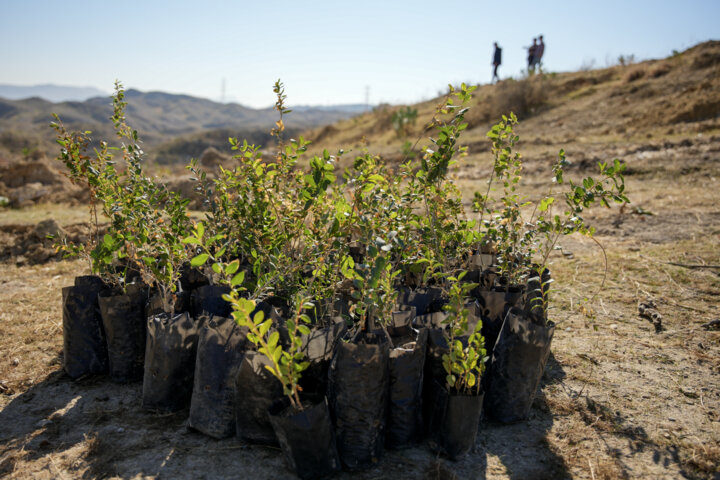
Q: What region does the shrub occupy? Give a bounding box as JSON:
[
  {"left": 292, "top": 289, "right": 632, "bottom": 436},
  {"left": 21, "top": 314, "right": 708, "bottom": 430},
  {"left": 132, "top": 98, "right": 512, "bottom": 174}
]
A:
[
  {"left": 489, "top": 77, "right": 548, "bottom": 121},
  {"left": 390, "top": 106, "right": 418, "bottom": 137}
]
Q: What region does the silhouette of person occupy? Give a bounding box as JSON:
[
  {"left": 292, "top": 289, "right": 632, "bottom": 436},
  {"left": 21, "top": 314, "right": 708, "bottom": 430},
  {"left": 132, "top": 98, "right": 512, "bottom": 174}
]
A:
[
  {"left": 534, "top": 35, "right": 545, "bottom": 72},
  {"left": 492, "top": 42, "right": 502, "bottom": 83},
  {"left": 528, "top": 38, "right": 538, "bottom": 73}
]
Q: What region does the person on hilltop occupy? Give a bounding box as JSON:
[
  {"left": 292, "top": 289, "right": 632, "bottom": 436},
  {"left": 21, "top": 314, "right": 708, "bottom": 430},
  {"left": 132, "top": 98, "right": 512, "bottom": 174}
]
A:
[
  {"left": 534, "top": 35, "right": 545, "bottom": 73},
  {"left": 527, "top": 38, "right": 538, "bottom": 73},
  {"left": 492, "top": 42, "right": 502, "bottom": 83}
]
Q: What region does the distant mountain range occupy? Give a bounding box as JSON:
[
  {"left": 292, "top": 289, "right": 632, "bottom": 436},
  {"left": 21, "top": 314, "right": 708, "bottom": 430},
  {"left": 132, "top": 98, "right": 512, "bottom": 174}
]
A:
[
  {"left": 0, "top": 86, "right": 366, "bottom": 164},
  {"left": 0, "top": 84, "right": 109, "bottom": 103}
]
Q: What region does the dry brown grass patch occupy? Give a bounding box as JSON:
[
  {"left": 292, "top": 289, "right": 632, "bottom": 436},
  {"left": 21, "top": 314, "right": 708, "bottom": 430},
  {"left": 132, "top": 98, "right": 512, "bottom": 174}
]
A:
[
  {"left": 649, "top": 62, "right": 672, "bottom": 78},
  {"left": 623, "top": 67, "right": 646, "bottom": 83}
]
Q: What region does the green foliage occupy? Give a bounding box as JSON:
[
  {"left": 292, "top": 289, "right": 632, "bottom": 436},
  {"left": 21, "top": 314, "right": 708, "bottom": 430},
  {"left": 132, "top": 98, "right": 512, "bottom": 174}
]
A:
[
  {"left": 476, "top": 115, "right": 629, "bottom": 320},
  {"left": 391, "top": 106, "right": 418, "bottom": 137},
  {"left": 51, "top": 82, "right": 193, "bottom": 305},
  {"left": 441, "top": 273, "right": 487, "bottom": 395},
  {"left": 52, "top": 77, "right": 631, "bottom": 406}
]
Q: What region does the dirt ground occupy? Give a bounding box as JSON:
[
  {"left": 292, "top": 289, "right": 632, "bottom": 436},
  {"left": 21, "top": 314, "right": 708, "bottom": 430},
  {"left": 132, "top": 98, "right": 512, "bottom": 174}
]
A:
[
  {"left": 1, "top": 44, "right": 720, "bottom": 479},
  {"left": 0, "top": 132, "right": 718, "bottom": 480}
]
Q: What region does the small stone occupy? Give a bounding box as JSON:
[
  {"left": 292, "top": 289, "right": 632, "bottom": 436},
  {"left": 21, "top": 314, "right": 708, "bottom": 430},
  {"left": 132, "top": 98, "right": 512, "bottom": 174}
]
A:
[
  {"left": 11, "top": 358, "right": 19, "bottom": 366},
  {"left": 116, "top": 427, "right": 125, "bottom": 433},
  {"left": 668, "top": 417, "right": 676, "bottom": 422},
  {"left": 565, "top": 327, "right": 572, "bottom": 332},
  {"left": 610, "top": 324, "right": 618, "bottom": 330}
]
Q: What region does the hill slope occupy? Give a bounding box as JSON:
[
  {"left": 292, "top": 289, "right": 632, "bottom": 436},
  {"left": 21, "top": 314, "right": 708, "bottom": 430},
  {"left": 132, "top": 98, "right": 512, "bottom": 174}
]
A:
[
  {"left": 0, "top": 88, "right": 362, "bottom": 163},
  {"left": 301, "top": 40, "right": 720, "bottom": 164}
]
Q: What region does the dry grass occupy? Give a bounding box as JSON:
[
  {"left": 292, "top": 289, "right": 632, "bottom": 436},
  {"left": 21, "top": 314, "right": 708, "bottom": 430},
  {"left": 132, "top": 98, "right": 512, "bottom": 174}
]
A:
[
  {"left": 0, "top": 259, "right": 83, "bottom": 395},
  {"left": 0, "top": 203, "right": 104, "bottom": 227},
  {"left": 623, "top": 67, "right": 646, "bottom": 83}
]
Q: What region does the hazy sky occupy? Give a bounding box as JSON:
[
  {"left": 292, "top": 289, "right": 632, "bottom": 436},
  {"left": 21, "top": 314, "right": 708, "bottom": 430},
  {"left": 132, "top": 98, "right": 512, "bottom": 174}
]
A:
[{"left": 1, "top": 0, "right": 718, "bottom": 108}]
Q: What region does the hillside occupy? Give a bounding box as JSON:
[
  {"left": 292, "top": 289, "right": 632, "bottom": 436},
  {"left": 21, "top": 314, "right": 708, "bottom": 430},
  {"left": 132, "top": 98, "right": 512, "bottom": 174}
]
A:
[
  {"left": 0, "top": 88, "right": 362, "bottom": 164},
  {"left": 301, "top": 41, "right": 720, "bottom": 164}
]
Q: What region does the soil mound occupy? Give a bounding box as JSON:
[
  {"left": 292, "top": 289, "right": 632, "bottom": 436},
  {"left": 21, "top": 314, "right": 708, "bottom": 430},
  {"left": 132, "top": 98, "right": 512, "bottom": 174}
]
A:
[
  {"left": 0, "top": 221, "right": 95, "bottom": 265},
  {"left": 0, "top": 156, "right": 84, "bottom": 207}
]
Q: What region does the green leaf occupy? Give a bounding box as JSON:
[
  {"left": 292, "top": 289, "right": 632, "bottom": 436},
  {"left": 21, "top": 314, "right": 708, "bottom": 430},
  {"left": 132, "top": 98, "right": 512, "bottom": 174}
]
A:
[
  {"left": 182, "top": 237, "right": 200, "bottom": 245},
  {"left": 268, "top": 331, "right": 279, "bottom": 348},
  {"left": 225, "top": 260, "right": 240, "bottom": 275},
  {"left": 259, "top": 320, "right": 272, "bottom": 337},
  {"left": 231, "top": 271, "right": 245, "bottom": 287},
  {"left": 190, "top": 253, "right": 209, "bottom": 267}
]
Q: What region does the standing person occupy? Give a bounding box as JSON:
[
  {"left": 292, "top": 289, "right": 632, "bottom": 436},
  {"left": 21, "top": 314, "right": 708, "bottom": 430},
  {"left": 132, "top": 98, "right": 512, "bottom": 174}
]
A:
[
  {"left": 527, "top": 38, "right": 537, "bottom": 74},
  {"left": 534, "top": 35, "right": 545, "bottom": 73},
  {"left": 492, "top": 42, "right": 502, "bottom": 83}
]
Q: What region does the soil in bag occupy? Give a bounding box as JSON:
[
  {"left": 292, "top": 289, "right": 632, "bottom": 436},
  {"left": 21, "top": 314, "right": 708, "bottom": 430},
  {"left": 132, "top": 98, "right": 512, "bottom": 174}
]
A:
[
  {"left": 146, "top": 291, "right": 191, "bottom": 318},
  {"left": 386, "top": 327, "right": 428, "bottom": 449},
  {"left": 190, "top": 285, "right": 232, "bottom": 319},
  {"left": 234, "top": 350, "right": 283, "bottom": 445},
  {"left": 189, "top": 315, "right": 248, "bottom": 438},
  {"left": 428, "top": 380, "right": 484, "bottom": 460},
  {"left": 486, "top": 306, "right": 555, "bottom": 423},
  {"left": 179, "top": 263, "right": 210, "bottom": 292},
  {"left": 142, "top": 311, "right": 199, "bottom": 412},
  {"left": 328, "top": 331, "right": 390, "bottom": 470},
  {"left": 62, "top": 275, "right": 109, "bottom": 379},
  {"left": 98, "top": 283, "right": 148, "bottom": 383},
  {"left": 397, "top": 287, "right": 446, "bottom": 316},
  {"left": 269, "top": 397, "right": 341, "bottom": 480}
]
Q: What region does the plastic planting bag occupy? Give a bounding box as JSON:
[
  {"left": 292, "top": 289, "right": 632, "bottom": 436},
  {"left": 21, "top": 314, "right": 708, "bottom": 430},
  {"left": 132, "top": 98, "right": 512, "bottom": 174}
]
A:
[
  {"left": 486, "top": 307, "right": 555, "bottom": 423},
  {"left": 142, "top": 311, "right": 199, "bottom": 412},
  {"left": 98, "top": 283, "right": 147, "bottom": 382},
  {"left": 475, "top": 286, "right": 525, "bottom": 356},
  {"left": 190, "top": 285, "right": 232, "bottom": 319},
  {"left": 386, "top": 327, "right": 427, "bottom": 448},
  {"left": 428, "top": 380, "right": 484, "bottom": 460},
  {"left": 299, "top": 320, "right": 347, "bottom": 398},
  {"left": 62, "top": 275, "right": 109, "bottom": 379},
  {"left": 269, "top": 397, "right": 341, "bottom": 480},
  {"left": 234, "top": 351, "right": 283, "bottom": 445},
  {"left": 189, "top": 315, "right": 248, "bottom": 438},
  {"left": 328, "top": 331, "right": 390, "bottom": 470},
  {"left": 397, "top": 287, "right": 446, "bottom": 316}
]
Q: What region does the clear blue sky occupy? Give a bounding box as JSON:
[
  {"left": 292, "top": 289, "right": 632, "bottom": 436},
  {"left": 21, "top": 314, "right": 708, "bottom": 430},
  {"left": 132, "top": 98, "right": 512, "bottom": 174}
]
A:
[{"left": 1, "top": 0, "right": 717, "bottom": 108}]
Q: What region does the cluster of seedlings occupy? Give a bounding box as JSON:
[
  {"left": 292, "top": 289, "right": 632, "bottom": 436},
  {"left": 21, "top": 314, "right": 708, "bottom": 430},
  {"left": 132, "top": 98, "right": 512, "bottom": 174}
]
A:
[{"left": 53, "top": 81, "right": 627, "bottom": 479}]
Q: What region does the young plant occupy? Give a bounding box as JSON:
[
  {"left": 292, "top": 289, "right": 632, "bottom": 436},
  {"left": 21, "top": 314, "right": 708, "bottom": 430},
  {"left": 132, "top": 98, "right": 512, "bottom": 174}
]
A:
[
  {"left": 407, "top": 83, "right": 481, "bottom": 278},
  {"left": 50, "top": 113, "right": 116, "bottom": 276},
  {"left": 185, "top": 222, "right": 312, "bottom": 411},
  {"left": 475, "top": 114, "right": 629, "bottom": 318},
  {"left": 441, "top": 273, "right": 487, "bottom": 395}
]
